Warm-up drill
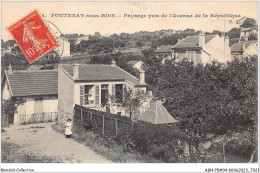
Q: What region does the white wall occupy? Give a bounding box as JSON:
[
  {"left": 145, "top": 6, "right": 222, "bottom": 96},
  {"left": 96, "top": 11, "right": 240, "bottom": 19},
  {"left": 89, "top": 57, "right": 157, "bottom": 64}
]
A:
[
  {"left": 2, "top": 80, "right": 11, "bottom": 100},
  {"left": 58, "top": 66, "right": 75, "bottom": 116},
  {"left": 203, "top": 35, "right": 231, "bottom": 63},
  {"left": 43, "top": 96, "right": 58, "bottom": 112},
  {"left": 244, "top": 43, "right": 258, "bottom": 57},
  {"left": 14, "top": 95, "right": 58, "bottom": 125}
]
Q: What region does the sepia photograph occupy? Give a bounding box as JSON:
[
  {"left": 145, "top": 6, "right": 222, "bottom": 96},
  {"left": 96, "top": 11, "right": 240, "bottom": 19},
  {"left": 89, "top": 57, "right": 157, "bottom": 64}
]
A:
[{"left": 1, "top": 1, "right": 259, "bottom": 172}]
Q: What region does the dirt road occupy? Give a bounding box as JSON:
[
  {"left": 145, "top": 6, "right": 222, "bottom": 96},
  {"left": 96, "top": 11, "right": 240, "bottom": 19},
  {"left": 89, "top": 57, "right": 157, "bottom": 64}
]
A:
[{"left": 1, "top": 122, "right": 113, "bottom": 163}]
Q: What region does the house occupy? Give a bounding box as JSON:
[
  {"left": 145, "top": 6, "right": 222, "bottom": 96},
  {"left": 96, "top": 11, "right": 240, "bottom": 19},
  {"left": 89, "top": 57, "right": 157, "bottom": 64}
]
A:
[
  {"left": 127, "top": 61, "right": 143, "bottom": 71},
  {"left": 55, "top": 37, "right": 71, "bottom": 58},
  {"left": 159, "top": 30, "right": 175, "bottom": 39},
  {"left": 2, "top": 64, "right": 58, "bottom": 125},
  {"left": 75, "top": 35, "right": 90, "bottom": 44},
  {"left": 240, "top": 27, "right": 258, "bottom": 41},
  {"left": 231, "top": 40, "right": 258, "bottom": 60},
  {"left": 155, "top": 45, "right": 174, "bottom": 64},
  {"left": 171, "top": 33, "right": 231, "bottom": 65},
  {"left": 58, "top": 60, "right": 147, "bottom": 124}
]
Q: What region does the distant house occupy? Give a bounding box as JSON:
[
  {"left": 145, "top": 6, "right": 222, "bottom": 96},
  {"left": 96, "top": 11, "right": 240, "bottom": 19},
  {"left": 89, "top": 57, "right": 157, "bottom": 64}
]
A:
[
  {"left": 171, "top": 33, "right": 231, "bottom": 65},
  {"left": 58, "top": 60, "right": 148, "bottom": 124},
  {"left": 55, "top": 37, "right": 71, "bottom": 58},
  {"left": 231, "top": 40, "right": 258, "bottom": 60},
  {"left": 155, "top": 45, "right": 174, "bottom": 64},
  {"left": 240, "top": 27, "right": 258, "bottom": 41},
  {"left": 159, "top": 30, "right": 175, "bottom": 39},
  {"left": 75, "top": 35, "right": 90, "bottom": 44},
  {"left": 127, "top": 61, "right": 143, "bottom": 71},
  {"left": 2, "top": 65, "right": 58, "bottom": 125}
]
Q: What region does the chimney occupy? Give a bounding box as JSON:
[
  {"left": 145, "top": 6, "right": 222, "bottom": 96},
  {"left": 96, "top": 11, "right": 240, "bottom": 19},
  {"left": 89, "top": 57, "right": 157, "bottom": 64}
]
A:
[
  {"left": 224, "top": 36, "right": 229, "bottom": 48},
  {"left": 111, "top": 59, "right": 116, "bottom": 67},
  {"left": 199, "top": 32, "right": 205, "bottom": 47},
  {"left": 139, "top": 69, "right": 145, "bottom": 84},
  {"left": 73, "top": 64, "right": 79, "bottom": 79},
  {"left": 8, "top": 63, "right": 13, "bottom": 74},
  {"left": 241, "top": 41, "right": 245, "bottom": 51}
]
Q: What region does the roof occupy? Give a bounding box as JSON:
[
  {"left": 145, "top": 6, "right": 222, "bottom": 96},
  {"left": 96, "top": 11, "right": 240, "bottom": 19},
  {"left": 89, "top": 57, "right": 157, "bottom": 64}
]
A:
[
  {"left": 231, "top": 41, "right": 257, "bottom": 52},
  {"left": 26, "top": 64, "right": 58, "bottom": 71},
  {"left": 172, "top": 34, "right": 216, "bottom": 50},
  {"left": 5, "top": 70, "right": 58, "bottom": 97},
  {"left": 155, "top": 45, "right": 173, "bottom": 53},
  {"left": 229, "top": 38, "right": 240, "bottom": 47},
  {"left": 240, "top": 27, "right": 257, "bottom": 32},
  {"left": 60, "top": 64, "right": 145, "bottom": 85},
  {"left": 127, "top": 61, "right": 142, "bottom": 65},
  {"left": 137, "top": 100, "right": 177, "bottom": 124}
]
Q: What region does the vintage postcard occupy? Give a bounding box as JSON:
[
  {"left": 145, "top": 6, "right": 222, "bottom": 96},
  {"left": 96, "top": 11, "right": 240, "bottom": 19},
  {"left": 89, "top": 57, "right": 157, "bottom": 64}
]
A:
[{"left": 1, "top": 1, "right": 259, "bottom": 172}]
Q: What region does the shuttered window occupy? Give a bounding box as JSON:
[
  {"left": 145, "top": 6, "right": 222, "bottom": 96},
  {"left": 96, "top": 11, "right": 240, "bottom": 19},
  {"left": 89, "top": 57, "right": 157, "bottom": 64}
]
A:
[
  {"left": 80, "top": 85, "right": 84, "bottom": 105},
  {"left": 95, "top": 85, "right": 100, "bottom": 105},
  {"left": 112, "top": 84, "right": 115, "bottom": 96}
]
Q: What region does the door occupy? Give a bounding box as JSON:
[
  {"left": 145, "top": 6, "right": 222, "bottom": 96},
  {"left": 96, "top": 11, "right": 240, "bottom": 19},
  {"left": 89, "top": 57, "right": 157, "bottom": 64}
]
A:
[{"left": 101, "top": 84, "right": 108, "bottom": 107}]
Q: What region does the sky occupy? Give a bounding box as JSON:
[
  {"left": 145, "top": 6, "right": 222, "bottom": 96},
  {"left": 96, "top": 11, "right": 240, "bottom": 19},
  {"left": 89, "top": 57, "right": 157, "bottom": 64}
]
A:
[{"left": 1, "top": 1, "right": 258, "bottom": 41}]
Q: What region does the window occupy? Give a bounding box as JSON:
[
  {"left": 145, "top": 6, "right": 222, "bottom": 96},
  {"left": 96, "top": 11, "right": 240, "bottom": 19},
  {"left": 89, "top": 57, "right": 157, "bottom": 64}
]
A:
[
  {"left": 115, "top": 84, "right": 123, "bottom": 103},
  {"left": 84, "top": 85, "right": 95, "bottom": 105},
  {"left": 186, "top": 51, "right": 196, "bottom": 62}
]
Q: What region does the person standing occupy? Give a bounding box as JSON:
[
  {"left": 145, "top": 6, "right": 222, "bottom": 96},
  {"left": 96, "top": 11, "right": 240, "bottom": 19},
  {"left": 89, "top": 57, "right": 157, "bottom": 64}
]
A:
[{"left": 65, "top": 119, "right": 72, "bottom": 138}]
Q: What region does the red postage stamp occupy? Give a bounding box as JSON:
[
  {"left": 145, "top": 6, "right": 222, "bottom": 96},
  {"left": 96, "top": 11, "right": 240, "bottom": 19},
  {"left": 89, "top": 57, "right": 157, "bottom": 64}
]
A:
[{"left": 7, "top": 10, "right": 58, "bottom": 63}]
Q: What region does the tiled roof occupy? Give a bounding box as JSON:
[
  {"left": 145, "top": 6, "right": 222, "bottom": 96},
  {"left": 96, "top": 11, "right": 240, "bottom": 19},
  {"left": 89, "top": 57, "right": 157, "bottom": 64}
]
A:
[
  {"left": 231, "top": 41, "right": 257, "bottom": 52},
  {"left": 6, "top": 70, "right": 58, "bottom": 97},
  {"left": 60, "top": 64, "right": 144, "bottom": 85},
  {"left": 172, "top": 34, "right": 216, "bottom": 49},
  {"left": 229, "top": 38, "right": 240, "bottom": 47},
  {"left": 155, "top": 45, "right": 173, "bottom": 53}
]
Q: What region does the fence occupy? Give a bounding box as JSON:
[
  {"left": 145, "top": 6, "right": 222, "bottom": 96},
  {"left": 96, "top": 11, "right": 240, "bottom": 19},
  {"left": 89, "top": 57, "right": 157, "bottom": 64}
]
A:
[
  {"left": 19, "top": 112, "right": 58, "bottom": 125},
  {"left": 74, "top": 104, "right": 132, "bottom": 141}
]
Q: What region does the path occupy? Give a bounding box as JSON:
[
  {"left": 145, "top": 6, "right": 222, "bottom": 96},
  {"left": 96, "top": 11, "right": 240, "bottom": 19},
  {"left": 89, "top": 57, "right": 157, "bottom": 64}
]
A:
[{"left": 1, "top": 122, "right": 113, "bottom": 163}]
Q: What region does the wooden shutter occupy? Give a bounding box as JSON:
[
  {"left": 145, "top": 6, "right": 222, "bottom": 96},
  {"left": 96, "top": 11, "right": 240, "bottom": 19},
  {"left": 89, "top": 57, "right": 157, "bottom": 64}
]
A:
[
  {"left": 95, "top": 85, "right": 100, "bottom": 105},
  {"left": 112, "top": 84, "right": 115, "bottom": 96},
  {"left": 80, "top": 85, "right": 84, "bottom": 105}
]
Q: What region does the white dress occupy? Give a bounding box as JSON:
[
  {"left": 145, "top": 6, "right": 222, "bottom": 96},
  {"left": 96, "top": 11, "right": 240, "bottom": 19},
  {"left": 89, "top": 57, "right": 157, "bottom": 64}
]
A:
[{"left": 65, "top": 122, "right": 72, "bottom": 135}]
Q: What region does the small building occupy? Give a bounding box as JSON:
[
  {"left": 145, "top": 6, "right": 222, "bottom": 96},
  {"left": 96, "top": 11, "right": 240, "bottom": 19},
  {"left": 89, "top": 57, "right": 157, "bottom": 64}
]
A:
[
  {"left": 75, "top": 35, "right": 90, "bottom": 45},
  {"left": 55, "top": 37, "right": 71, "bottom": 58},
  {"left": 155, "top": 45, "right": 174, "bottom": 64},
  {"left": 58, "top": 60, "right": 147, "bottom": 124},
  {"left": 127, "top": 61, "right": 143, "bottom": 71},
  {"left": 171, "top": 33, "right": 231, "bottom": 65},
  {"left": 240, "top": 27, "right": 258, "bottom": 41},
  {"left": 2, "top": 65, "right": 58, "bottom": 125},
  {"left": 231, "top": 40, "right": 258, "bottom": 60}
]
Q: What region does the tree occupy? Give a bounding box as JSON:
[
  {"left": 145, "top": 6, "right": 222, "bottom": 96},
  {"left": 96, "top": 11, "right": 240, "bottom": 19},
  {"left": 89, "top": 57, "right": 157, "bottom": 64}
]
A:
[
  {"left": 121, "top": 88, "right": 147, "bottom": 120},
  {"left": 136, "top": 41, "right": 144, "bottom": 49},
  {"left": 240, "top": 18, "right": 256, "bottom": 28},
  {"left": 2, "top": 98, "right": 25, "bottom": 124},
  {"left": 227, "top": 28, "right": 240, "bottom": 39}
]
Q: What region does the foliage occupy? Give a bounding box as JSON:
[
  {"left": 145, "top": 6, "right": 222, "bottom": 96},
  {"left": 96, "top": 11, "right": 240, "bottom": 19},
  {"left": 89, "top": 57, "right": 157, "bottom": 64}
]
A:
[
  {"left": 129, "top": 121, "right": 206, "bottom": 163},
  {"left": 142, "top": 50, "right": 257, "bottom": 143},
  {"left": 1, "top": 53, "right": 30, "bottom": 70},
  {"left": 52, "top": 122, "right": 160, "bottom": 163},
  {"left": 120, "top": 88, "right": 147, "bottom": 119},
  {"left": 227, "top": 28, "right": 240, "bottom": 39},
  {"left": 248, "top": 33, "right": 258, "bottom": 41},
  {"left": 32, "top": 50, "right": 60, "bottom": 65},
  {"left": 240, "top": 18, "right": 257, "bottom": 28},
  {"left": 1, "top": 98, "right": 25, "bottom": 124}
]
